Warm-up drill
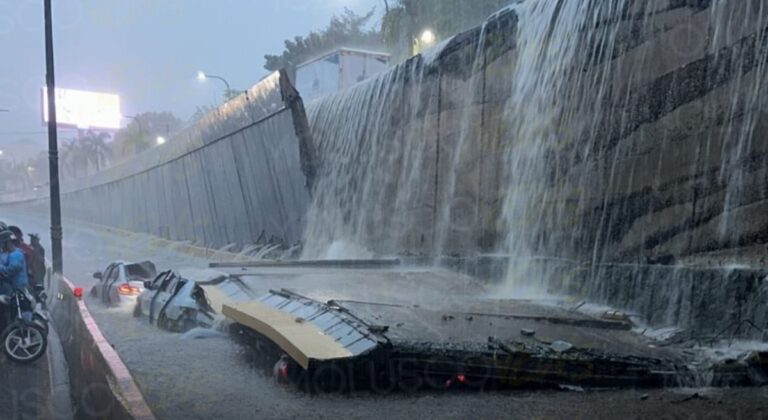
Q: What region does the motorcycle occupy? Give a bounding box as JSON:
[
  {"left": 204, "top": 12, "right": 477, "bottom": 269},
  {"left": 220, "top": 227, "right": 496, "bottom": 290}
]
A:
[{"left": 0, "top": 288, "right": 48, "bottom": 364}]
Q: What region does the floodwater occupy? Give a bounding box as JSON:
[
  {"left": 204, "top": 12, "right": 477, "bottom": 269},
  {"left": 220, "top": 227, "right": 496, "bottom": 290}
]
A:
[{"left": 4, "top": 210, "right": 767, "bottom": 419}]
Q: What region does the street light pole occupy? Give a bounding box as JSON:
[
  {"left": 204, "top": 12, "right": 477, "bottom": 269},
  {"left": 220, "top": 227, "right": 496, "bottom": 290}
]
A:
[
  {"left": 197, "top": 71, "right": 231, "bottom": 93},
  {"left": 44, "top": 0, "right": 63, "bottom": 275}
]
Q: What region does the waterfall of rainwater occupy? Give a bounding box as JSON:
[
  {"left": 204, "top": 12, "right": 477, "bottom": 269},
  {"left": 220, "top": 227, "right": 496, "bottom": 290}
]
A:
[
  {"left": 497, "top": 0, "right": 768, "bottom": 338},
  {"left": 299, "top": 0, "right": 768, "bottom": 337},
  {"left": 711, "top": 0, "right": 768, "bottom": 240},
  {"left": 301, "top": 60, "right": 441, "bottom": 259},
  {"left": 499, "top": 0, "right": 637, "bottom": 295},
  {"left": 301, "top": 10, "right": 518, "bottom": 260}
]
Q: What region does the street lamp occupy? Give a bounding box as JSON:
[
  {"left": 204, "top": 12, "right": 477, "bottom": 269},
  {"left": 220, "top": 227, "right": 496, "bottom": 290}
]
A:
[
  {"left": 413, "top": 29, "right": 438, "bottom": 56},
  {"left": 0, "top": 150, "right": 17, "bottom": 162},
  {"left": 156, "top": 136, "right": 166, "bottom": 145},
  {"left": 420, "top": 29, "right": 437, "bottom": 46},
  {"left": 197, "top": 71, "right": 231, "bottom": 92}
]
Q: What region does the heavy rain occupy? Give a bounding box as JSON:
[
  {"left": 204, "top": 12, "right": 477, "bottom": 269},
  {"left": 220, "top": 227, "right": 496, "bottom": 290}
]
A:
[{"left": 0, "top": 1, "right": 767, "bottom": 419}]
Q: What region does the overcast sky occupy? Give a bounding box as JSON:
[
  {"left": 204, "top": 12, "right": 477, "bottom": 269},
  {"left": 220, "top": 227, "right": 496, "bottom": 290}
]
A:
[{"left": 0, "top": 0, "right": 380, "bottom": 159}]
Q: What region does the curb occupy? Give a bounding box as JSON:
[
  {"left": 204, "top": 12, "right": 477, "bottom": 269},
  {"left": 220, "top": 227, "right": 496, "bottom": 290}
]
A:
[{"left": 53, "top": 273, "right": 156, "bottom": 420}]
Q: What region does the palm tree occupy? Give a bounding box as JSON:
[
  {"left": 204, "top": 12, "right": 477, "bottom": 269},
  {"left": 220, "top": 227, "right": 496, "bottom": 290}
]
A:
[
  {"left": 60, "top": 139, "right": 89, "bottom": 178},
  {"left": 113, "top": 124, "right": 150, "bottom": 158},
  {"left": 8, "top": 160, "right": 31, "bottom": 190},
  {"left": 113, "top": 112, "right": 183, "bottom": 160},
  {"left": 80, "top": 131, "right": 112, "bottom": 171}
]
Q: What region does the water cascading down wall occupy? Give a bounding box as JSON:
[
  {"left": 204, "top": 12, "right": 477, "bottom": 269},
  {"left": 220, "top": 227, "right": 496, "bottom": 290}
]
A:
[
  {"left": 1, "top": 70, "right": 316, "bottom": 249},
  {"left": 302, "top": 0, "right": 768, "bottom": 337},
  {"left": 1, "top": 1, "right": 767, "bottom": 337}
]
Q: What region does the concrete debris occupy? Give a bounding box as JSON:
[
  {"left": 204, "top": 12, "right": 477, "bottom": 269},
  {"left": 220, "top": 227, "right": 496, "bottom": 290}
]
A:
[
  {"left": 550, "top": 340, "right": 574, "bottom": 353},
  {"left": 521, "top": 328, "right": 536, "bottom": 337}
]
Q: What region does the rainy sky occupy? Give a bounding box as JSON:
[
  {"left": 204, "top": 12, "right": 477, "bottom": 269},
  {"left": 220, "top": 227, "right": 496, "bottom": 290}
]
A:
[{"left": 0, "top": 0, "right": 379, "bottom": 159}]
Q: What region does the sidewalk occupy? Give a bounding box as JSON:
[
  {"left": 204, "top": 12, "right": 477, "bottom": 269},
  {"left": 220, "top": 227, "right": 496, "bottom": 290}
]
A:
[
  {"left": 0, "top": 351, "right": 51, "bottom": 419},
  {"left": 0, "top": 321, "right": 72, "bottom": 420}
]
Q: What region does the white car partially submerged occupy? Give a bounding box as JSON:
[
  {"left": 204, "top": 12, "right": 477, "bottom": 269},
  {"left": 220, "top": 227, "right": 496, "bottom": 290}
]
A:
[
  {"left": 91, "top": 261, "right": 157, "bottom": 307},
  {"left": 134, "top": 268, "right": 257, "bottom": 332}
]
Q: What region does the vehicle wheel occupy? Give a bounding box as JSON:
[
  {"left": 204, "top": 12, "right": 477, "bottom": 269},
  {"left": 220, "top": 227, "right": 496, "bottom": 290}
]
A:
[
  {"left": 133, "top": 301, "right": 142, "bottom": 318},
  {"left": 2, "top": 322, "right": 47, "bottom": 364},
  {"left": 157, "top": 313, "right": 171, "bottom": 331},
  {"left": 181, "top": 319, "right": 197, "bottom": 332}
]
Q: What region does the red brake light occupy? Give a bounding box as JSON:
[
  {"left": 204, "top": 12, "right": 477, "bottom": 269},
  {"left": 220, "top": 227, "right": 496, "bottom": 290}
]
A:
[{"left": 117, "top": 284, "right": 141, "bottom": 296}]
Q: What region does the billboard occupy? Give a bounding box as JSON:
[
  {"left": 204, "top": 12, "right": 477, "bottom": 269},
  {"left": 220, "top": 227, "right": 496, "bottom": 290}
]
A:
[{"left": 42, "top": 87, "right": 122, "bottom": 130}]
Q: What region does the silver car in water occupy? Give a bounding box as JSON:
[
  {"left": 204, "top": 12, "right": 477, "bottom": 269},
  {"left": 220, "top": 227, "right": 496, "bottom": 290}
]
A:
[{"left": 135, "top": 268, "right": 255, "bottom": 332}]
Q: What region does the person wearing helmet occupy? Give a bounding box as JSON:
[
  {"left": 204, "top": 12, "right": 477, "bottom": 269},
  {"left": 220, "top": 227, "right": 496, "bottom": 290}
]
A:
[
  {"left": 0, "top": 229, "right": 28, "bottom": 293},
  {"left": 8, "top": 226, "right": 35, "bottom": 285}
]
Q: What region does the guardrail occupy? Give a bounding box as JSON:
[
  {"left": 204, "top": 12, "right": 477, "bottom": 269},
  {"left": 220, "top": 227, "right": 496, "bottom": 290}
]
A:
[{"left": 50, "top": 271, "right": 155, "bottom": 419}]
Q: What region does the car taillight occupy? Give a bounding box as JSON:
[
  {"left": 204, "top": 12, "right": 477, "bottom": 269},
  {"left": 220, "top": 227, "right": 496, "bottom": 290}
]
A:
[
  {"left": 117, "top": 284, "right": 141, "bottom": 296},
  {"left": 273, "top": 357, "right": 290, "bottom": 384}
]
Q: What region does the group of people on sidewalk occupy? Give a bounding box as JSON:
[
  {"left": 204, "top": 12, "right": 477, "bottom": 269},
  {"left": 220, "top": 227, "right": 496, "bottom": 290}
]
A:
[{"left": 0, "top": 223, "right": 45, "bottom": 295}]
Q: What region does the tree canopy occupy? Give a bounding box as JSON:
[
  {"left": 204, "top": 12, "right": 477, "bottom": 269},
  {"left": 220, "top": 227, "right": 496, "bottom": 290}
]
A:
[
  {"left": 112, "top": 111, "right": 183, "bottom": 160},
  {"left": 381, "top": 0, "right": 510, "bottom": 59},
  {"left": 264, "top": 8, "right": 383, "bottom": 73}
]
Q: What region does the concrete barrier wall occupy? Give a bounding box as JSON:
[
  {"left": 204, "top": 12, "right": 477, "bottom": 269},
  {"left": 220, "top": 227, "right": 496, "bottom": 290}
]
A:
[
  {"left": 1, "top": 70, "right": 315, "bottom": 250},
  {"left": 51, "top": 274, "right": 154, "bottom": 419}
]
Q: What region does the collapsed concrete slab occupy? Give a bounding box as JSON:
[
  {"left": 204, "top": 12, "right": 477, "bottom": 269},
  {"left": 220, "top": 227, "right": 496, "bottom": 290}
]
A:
[
  {"left": 224, "top": 288, "right": 683, "bottom": 391},
  {"left": 223, "top": 290, "right": 385, "bottom": 370},
  {"left": 209, "top": 262, "right": 705, "bottom": 391}
]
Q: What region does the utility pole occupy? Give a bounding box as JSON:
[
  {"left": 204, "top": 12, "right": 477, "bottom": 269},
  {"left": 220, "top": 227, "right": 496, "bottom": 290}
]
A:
[{"left": 44, "top": 0, "right": 63, "bottom": 275}]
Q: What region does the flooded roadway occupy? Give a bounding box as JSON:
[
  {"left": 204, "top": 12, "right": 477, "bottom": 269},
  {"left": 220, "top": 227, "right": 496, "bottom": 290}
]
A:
[{"left": 4, "top": 210, "right": 768, "bottom": 420}]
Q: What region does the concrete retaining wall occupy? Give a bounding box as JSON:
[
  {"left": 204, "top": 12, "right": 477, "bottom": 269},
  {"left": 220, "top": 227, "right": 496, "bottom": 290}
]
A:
[
  {"left": 51, "top": 274, "right": 154, "bottom": 419},
  {"left": 303, "top": 1, "right": 768, "bottom": 267},
  {"left": 1, "top": 70, "right": 315, "bottom": 250}
]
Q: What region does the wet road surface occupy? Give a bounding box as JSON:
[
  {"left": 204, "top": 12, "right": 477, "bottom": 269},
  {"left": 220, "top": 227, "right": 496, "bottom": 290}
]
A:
[{"left": 5, "top": 211, "right": 768, "bottom": 420}]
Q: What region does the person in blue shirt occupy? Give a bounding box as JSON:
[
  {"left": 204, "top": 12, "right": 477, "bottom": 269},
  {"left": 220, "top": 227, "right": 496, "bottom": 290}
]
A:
[{"left": 0, "top": 229, "right": 28, "bottom": 293}]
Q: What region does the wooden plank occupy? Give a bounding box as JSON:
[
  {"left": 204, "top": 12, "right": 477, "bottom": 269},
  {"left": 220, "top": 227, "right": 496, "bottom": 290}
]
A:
[{"left": 223, "top": 301, "right": 353, "bottom": 369}]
